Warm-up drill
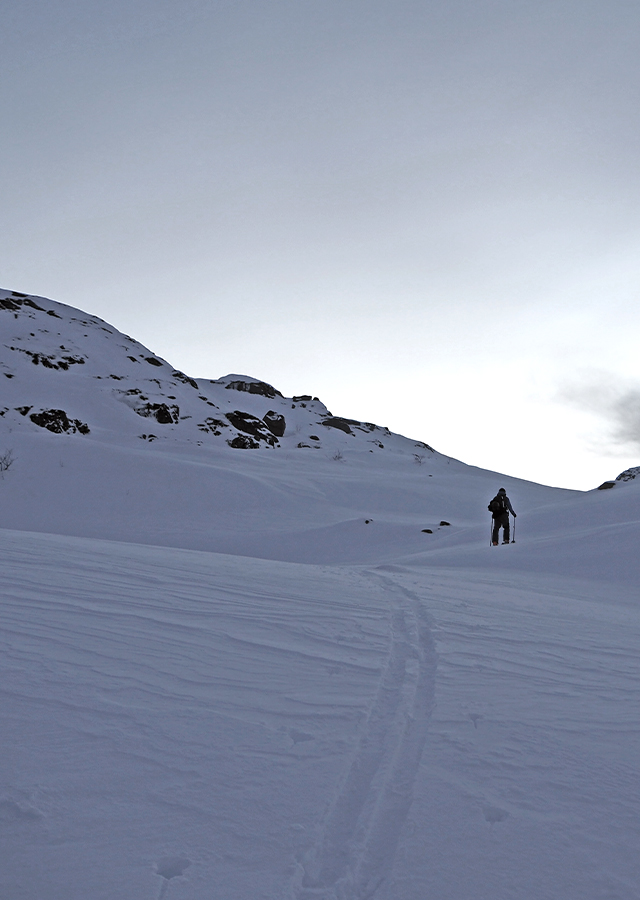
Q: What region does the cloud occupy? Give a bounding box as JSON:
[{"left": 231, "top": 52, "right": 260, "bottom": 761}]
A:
[{"left": 559, "top": 370, "right": 640, "bottom": 453}]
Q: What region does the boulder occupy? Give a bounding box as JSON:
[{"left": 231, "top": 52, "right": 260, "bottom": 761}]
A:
[
  {"left": 227, "top": 435, "right": 260, "bottom": 449},
  {"left": 263, "top": 410, "right": 286, "bottom": 437}
]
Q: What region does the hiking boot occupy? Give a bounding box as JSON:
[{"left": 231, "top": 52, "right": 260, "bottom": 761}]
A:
[
  {"left": 492, "top": 541, "right": 498, "bottom": 546},
  {"left": 502, "top": 541, "right": 510, "bottom": 544}
]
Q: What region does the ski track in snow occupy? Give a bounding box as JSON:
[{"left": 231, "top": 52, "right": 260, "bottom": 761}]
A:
[
  {"left": 291, "top": 574, "right": 437, "bottom": 900},
  {"left": 3, "top": 529, "right": 640, "bottom": 898},
  {"left": 0, "top": 530, "right": 398, "bottom": 900}
]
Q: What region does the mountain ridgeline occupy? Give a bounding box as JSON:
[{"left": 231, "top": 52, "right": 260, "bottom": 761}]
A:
[{"left": 0, "top": 288, "right": 434, "bottom": 458}]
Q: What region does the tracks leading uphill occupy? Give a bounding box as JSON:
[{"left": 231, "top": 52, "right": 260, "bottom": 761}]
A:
[{"left": 291, "top": 574, "right": 437, "bottom": 900}]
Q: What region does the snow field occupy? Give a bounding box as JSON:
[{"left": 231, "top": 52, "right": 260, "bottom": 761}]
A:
[
  {"left": 2, "top": 289, "right": 640, "bottom": 899},
  {"left": 1, "top": 529, "right": 413, "bottom": 899},
  {"left": 2, "top": 528, "right": 640, "bottom": 899}
]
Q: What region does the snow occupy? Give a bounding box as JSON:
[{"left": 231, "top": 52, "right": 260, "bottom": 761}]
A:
[{"left": 1, "top": 289, "right": 640, "bottom": 899}]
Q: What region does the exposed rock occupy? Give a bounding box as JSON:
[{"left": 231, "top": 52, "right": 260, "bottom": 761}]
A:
[
  {"left": 439, "top": 521, "right": 451, "bottom": 526},
  {"left": 321, "top": 417, "right": 354, "bottom": 435},
  {"left": 0, "top": 295, "right": 45, "bottom": 312},
  {"left": 263, "top": 410, "right": 286, "bottom": 437},
  {"left": 227, "top": 434, "right": 260, "bottom": 449},
  {"left": 197, "top": 417, "right": 228, "bottom": 435},
  {"left": 171, "top": 370, "right": 198, "bottom": 389},
  {"left": 225, "top": 411, "right": 278, "bottom": 446},
  {"left": 616, "top": 466, "right": 640, "bottom": 482},
  {"left": 29, "top": 409, "right": 90, "bottom": 434},
  {"left": 9, "top": 347, "right": 86, "bottom": 369},
  {"left": 597, "top": 481, "right": 616, "bottom": 490},
  {"left": 225, "top": 380, "right": 283, "bottom": 399},
  {"left": 321, "top": 416, "right": 382, "bottom": 435},
  {"left": 145, "top": 357, "right": 163, "bottom": 367},
  {"left": 134, "top": 403, "right": 179, "bottom": 424},
  {"left": 421, "top": 529, "right": 433, "bottom": 534}
]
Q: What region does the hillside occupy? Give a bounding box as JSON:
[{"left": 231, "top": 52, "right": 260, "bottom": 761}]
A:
[{"left": 1, "top": 288, "right": 640, "bottom": 900}]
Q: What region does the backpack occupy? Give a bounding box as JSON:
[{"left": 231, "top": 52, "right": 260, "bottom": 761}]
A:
[{"left": 488, "top": 495, "right": 506, "bottom": 515}]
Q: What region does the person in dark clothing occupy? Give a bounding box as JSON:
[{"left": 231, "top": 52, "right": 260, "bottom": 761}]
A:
[{"left": 488, "top": 487, "right": 516, "bottom": 545}]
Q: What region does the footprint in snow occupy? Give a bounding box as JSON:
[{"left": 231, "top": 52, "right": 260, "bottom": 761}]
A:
[
  {"left": 482, "top": 805, "right": 509, "bottom": 826},
  {"left": 155, "top": 857, "right": 191, "bottom": 900}
]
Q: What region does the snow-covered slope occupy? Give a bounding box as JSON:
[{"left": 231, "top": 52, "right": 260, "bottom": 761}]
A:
[
  {"left": 2, "top": 288, "right": 640, "bottom": 900},
  {"left": 0, "top": 285, "right": 592, "bottom": 556},
  {"left": 0, "top": 287, "right": 426, "bottom": 454}
]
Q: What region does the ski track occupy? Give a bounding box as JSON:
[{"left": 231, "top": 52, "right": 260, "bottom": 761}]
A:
[
  {"left": 291, "top": 574, "right": 437, "bottom": 900},
  {"left": 0, "top": 530, "right": 400, "bottom": 900}
]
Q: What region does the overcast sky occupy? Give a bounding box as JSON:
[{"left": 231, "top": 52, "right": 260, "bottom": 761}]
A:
[{"left": 3, "top": 0, "right": 640, "bottom": 489}]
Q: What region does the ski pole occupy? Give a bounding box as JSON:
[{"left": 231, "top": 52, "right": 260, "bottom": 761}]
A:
[{"left": 511, "top": 514, "right": 516, "bottom": 544}]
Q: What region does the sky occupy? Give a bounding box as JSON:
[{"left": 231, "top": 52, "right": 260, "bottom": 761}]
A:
[{"left": 2, "top": 0, "right": 640, "bottom": 489}]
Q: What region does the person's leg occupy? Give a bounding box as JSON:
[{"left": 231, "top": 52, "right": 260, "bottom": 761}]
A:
[
  {"left": 502, "top": 513, "right": 510, "bottom": 543},
  {"left": 492, "top": 518, "right": 500, "bottom": 544}
]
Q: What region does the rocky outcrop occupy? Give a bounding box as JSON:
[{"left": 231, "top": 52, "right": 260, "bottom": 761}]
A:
[
  {"left": 227, "top": 434, "right": 260, "bottom": 449},
  {"left": 225, "top": 380, "right": 283, "bottom": 399},
  {"left": 29, "top": 409, "right": 90, "bottom": 434},
  {"left": 321, "top": 416, "right": 385, "bottom": 436},
  {"left": 263, "top": 410, "right": 286, "bottom": 437},
  {"left": 9, "top": 347, "right": 86, "bottom": 369},
  {"left": 171, "top": 371, "right": 198, "bottom": 389},
  {"left": 321, "top": 417, "right": 355, "bottom": 435},
  {"left": 225, "top": 411, "right": 278, "bottom": 446},
  {"left": 135, "top": 403, "right": 179, "bottom": 424},
  {"left": 0, "top": 293, "right": 45, "bottom": 312},
  {"left": 616, "top": 467, "right": 640, "bottom": 482},
  {"left": 197, "top": 417, "right": 228, "bottom": 435}
]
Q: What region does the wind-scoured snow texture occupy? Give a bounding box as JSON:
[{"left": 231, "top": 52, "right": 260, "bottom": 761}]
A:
[
  {"left": 2, "top": 287, "right": 640, "bottom": 899},
  {"left": 0, "top": 531, "right": 400, "bottom": 900},
  {"left": 2, "top": 525, "right": 640, "bottom": 900}
]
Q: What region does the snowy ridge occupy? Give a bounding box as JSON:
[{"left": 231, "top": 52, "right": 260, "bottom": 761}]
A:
[{"left": 0, "top": 287, "right": 431, "bottom": 457}]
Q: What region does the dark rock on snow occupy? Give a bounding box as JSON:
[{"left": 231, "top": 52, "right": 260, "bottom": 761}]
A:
[
  {"left": 616, "top": 466, "right": 640, "bottom": 482},
  {"left": 135, "top": 403, "right": 179, "bottom": 425},
  {"left": 225, "top": 411, "right": 278, "bottom": 446},
  {"left": 225, "top": 380, "right": 283, "bottom": 399},
  {"left": 227, "top": 434, "right": 260, "bottom": 449},
  {"left": 29, "top": 409, "right": 90, "bottom": 435},
  {"left": 263, "top": 410, "right": 286, "bottom": 437}
]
